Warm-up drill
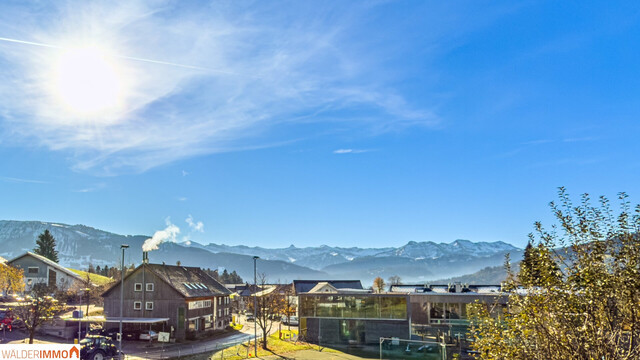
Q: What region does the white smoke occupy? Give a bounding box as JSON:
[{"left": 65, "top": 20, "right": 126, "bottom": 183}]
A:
[
  {"left": 142, "top": 219, "right": 180, "bottom": 252},
  {"left": 185, "top": 215, "right": 204, "bottom": 232}
]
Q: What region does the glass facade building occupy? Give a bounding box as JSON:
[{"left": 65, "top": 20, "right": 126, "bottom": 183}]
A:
[
  {"left": 299, "top": 293, "right": 410, "bottom": 345},
  {"left": 299, "top": 294, "right": 407, "bottom": 320}
]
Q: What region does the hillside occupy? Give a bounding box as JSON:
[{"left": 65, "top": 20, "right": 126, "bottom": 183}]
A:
[{"left": 0, "top": 220, "right": 523, "bottom": 283}]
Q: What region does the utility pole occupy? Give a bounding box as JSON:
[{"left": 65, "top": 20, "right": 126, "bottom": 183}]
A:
[
  {"left": 119, "top": 244, "right": 129, "bottom": 360},
  {"left": 253, "top": 256, "right": 259, "bottom": 357}
]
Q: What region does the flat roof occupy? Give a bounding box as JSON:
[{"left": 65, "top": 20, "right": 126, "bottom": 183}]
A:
[{"left": 104, "top": 317, "right": 169, "bottom": 324}]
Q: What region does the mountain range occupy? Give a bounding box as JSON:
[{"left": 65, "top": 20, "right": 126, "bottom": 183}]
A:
[{"left": 0, "top": 220, "right": 523, "bottom": 284}]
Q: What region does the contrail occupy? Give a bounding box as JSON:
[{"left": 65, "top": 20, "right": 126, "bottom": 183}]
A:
[{"left": 0, "top": 36, "right": 240, "bottom": 75}]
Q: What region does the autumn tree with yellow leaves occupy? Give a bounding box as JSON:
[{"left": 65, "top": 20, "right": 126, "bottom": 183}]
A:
[{"left": 469, "top": 188, "right": 640, "bottom": 359}]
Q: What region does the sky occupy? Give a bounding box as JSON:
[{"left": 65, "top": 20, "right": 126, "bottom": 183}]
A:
[{"left": 1, "top": 0, "right": 639, "bottom": 249}]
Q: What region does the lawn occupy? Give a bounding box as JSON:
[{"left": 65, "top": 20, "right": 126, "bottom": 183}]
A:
[
  {"left": 207, "top": 334, "right": 341, "bottom": 360},
  {"left": 68, "top": 269, "right": 114, "bottom": 286}
]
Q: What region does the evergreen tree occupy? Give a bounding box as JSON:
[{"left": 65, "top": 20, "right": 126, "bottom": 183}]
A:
[
  {"left": 229, "top": 270, "right": 243, "bottom": 284},
  {"left": 221, "top": 269, "right": 230, "bottom": 283},
  {"left": 34, "top": 230, "right": 59, "bottom": 263}
]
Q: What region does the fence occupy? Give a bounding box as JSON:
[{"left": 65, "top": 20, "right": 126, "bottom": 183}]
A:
[{"left": 379, "top": 337, "right": 477, "bottom": 360}]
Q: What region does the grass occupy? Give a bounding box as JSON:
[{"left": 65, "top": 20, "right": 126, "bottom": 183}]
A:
[
  {"left": 207, "top": 334, "right": 341, "bottom": 360},
  {"left": 68, "top": 269, "right": 114, "bottom": 286}
]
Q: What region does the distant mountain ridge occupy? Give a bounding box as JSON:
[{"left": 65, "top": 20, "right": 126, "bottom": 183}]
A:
[{"left": 0, "top": 220, "right": 522, "bottom": 283}]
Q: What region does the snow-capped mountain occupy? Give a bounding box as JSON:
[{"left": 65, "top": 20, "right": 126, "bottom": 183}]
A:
[
  {"left": 0, "top": 220, "right": 522, "bottom": 284},
  {"left": 374, "top": 239, "right": 518, "bottom": 260}
]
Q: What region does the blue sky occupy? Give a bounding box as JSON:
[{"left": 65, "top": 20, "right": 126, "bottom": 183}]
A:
[{"left": 1, "top": 1, "right": 639, "bottom": 249}]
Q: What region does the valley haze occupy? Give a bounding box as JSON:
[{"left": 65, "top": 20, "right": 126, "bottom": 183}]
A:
[{"left": 0, "top": 220, "right": 522, "bottom": 284}]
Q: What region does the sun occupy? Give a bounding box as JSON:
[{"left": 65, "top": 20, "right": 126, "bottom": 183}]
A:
[{"left": 53, "top": 46, "right": 123, "bottom": 116}]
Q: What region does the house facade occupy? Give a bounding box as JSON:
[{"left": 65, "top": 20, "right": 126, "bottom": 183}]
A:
[
  {"left": 8, "top": 252, "right": 84, "bottom": 291},
  {"left": 102, "top": 261, "right": 232, "bottom": 340}
]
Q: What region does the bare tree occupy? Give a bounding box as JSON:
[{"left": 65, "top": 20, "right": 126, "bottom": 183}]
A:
[{"left": 246, "top": 274, "right": 284, "bottom": 350}]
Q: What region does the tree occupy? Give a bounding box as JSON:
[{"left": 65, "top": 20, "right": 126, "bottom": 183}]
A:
[
  {"left": 469, "top": 188, "right": 640, "bottom": 359},
  {"left": 280, "top": 284, "right": 296, "bottom": 332},
  {"left": 373, "top": 277, "right": 386, "bottom": 293},
  {"left": 14, "top": 284, "right": 63, "bottom": 343},
  {"left": 246, "top": 274, "right": 284, "bottom": 350},
  {"left": 388, "top": 275, "right": 402, "bottom": 286},
  {"left": 229, "top": 270, "right": 244, "bottom": 284},
  {"left": 0, "top": 264, "right": 25, "bottom": 295},
  {"left": 34, "top": 230, "right": 59, "bottom": 263}
]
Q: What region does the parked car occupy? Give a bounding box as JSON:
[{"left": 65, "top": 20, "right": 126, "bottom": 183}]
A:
[
  {"left": 139, "top": 330, "right": 158, "bottom": 341},
  {"left": 282, "top": 316, "right": 298, "bottom": 326},
  {"left": 100, "top": 327, "right": 120, "bottom": 340},
  {"left": 245, "top": 314, "right": 255, "bottom": 322},
  {"left": 79, "top": 335, "right": 122, "bottom": 360}
]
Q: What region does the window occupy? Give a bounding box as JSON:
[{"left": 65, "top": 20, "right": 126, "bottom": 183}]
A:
[
  {"left": 145, "top": 302, "right": 154, "bottom": 310},
  {"left": 134, "top": 283, "right": 142, "bottom": 291},
  {"left": 134, "top": 301, "right": 142, "bottom": 310},
  {"left": 204, "top": 315, "right": 213, "bottom": 329},
  {"left": 28, "top": 267, "right": 39, "bottom": 274},
  {"left": 218, "top": 297, "right": 222, "bottom": 305},
  {"left": 218, "top": 309, "right": 222, "bottom": 317},
  {"left": 146, "top": 283, "right": 154, "bottom": 291}
]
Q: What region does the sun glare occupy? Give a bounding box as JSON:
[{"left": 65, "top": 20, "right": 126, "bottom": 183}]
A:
[{"left": 53, "top": 47, "right": 122, "bottom": 116}]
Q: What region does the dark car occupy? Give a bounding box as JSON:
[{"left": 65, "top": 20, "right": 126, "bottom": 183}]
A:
[
  {"left": 100, "top": 328, "right": 120, "bottom": 340},
  {"left": 79, "top": 335, "right": 122, "bottom": 360}
]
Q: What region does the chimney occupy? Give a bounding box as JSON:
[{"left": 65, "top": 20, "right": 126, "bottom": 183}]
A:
[{"left": 142, "top": 251, "right": 149, "bottom": 264}]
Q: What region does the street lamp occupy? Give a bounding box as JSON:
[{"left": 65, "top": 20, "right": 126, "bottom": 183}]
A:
[
  {"left": 253, "top": 256, "right": 259, "bottom": 357},
  {"left": 77, "top": 287, "right": 89, "bottom": 342},
  {"left": 119, "top": 244, "right": 129, "bottom": 360}
]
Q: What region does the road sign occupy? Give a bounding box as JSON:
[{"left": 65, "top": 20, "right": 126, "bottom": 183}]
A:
[{"left": 158, "top": 331, "right": 170, "bottom": 342}]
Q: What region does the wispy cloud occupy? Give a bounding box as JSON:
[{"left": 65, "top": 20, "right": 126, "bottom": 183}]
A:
[
  {"left": 0, "top": 1, "right": 439, "bottom": 175},
  {"left": 73, "top": 182, "right": 106, "bottom": 193},
  {"left": 0, "top": 176, "right": 48, "bottom": 184},
  {"left": 176, "top": 197, "right": 188, "bottom": 202},
  {"left": 333, "top": 149, "right": 372, "bottom": 154}
]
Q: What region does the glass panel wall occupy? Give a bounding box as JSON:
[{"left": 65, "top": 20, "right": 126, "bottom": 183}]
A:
[{"left": 299, "top": 294, "right": 407, "bottom": 320}]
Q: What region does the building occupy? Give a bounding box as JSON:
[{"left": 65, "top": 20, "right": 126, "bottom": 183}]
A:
[
  {"left": 295, "top": 280, "right": 411, "bottom": 345},
  {"left": 102, "top": 257, "right": 232, "bottom": 340},
  {"left": 8, "top": 252, "right": 84, "bottom": 291},
  {"left": 293, "top": 280, "right": 364, "bottom": 295},
  {"left": 297, "top": 281, "right": 509, "bottom": 346},
  {"left": 390, "top": 283, "right": 509, "bottom": 339},
  {"left": 225, "top": 283, "right": 263, "bottom": 313}
]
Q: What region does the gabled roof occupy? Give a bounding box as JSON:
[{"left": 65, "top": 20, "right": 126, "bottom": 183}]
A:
[
  {"left": 8, "top": 252, "right": 83, "bottom": 281},
  {"left": 293, "top": 280, "right": 363, "bottom": 295},
  {"left": 102, "top": 263, "right": 231, "bottom": 298},
  {"left": 308, "top": 282, "right": 337, "bottom": 293}
]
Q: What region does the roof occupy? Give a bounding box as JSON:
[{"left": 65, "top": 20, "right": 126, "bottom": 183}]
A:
[
  {"left": 8, "top": 252, "right": 84, "bottom": 281},
  {"left": 389, "top": 284, "right": 504, "bottom": 294},
  {"left": 308, "top": 282, "right": 337, "bottom": 293},
  {"left": 293, "top": 280, "right": 363, "bottom": 294},
  {"left": 102, "top": 263, "right": 231, "bottom": 298}
]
